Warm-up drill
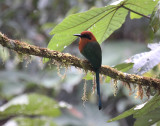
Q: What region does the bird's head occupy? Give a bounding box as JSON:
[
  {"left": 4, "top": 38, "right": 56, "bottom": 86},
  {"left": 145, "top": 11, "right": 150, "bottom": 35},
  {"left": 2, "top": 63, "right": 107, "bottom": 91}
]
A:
[{"left": 74, "top": 31, "right": 97, "bottom": 42}]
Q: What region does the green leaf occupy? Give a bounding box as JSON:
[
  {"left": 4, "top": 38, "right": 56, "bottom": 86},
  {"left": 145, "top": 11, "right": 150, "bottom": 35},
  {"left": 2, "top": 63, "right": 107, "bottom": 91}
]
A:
[
  {"left": 156, "top": 121, "right": 160, "bottom": 126},
  {"left": 105, "top": 76, "right": 111, "bottom": 83},
  {"left": 48, "top": 1, "right": 128, "bottom": 52},
  {"left": 48, "top": 0, "right": 158, "bottom": 52},
  {"left": 5, "top": 117, "right": 56, "bottom": 126},
  {"left": 113, "top": 63, "right": 134, "bottom": 72},
  {"left": 130, "top": 12, "right": 142, "bottom": 19},
  {"left": 108, "top": 94, "right": 160, "bottom": 125},
  {"left": 0, "top": 93, "right": 61, "bottom": 119},
  {"left": 150, "top": 1, "right": 160, "bottom": 33},
  {"left": 133, "top": 93, "right": 160, "bottom": 118},
  {"left": 0, "top": 45, "right": 9, "bottom": 62},
  {"left": 83, "top": 72, "right": 93, "bottom": 80},
  {"left": 134, "top": 108, "right": 160, "bottom": 126},
  {"left": 44, "top": 0, "right": 158, "bottom": 63},
  {"left": 125, "top": 0, "right": 159, "bottom": 19},
  {"left": 107, "top": 107, "right": 136, "bottom": 122}
]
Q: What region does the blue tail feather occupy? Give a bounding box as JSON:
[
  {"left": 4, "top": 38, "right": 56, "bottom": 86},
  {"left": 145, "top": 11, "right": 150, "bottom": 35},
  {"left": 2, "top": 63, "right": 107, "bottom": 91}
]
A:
[{"left": 96, "top": 69, "right": 102, "bottom": 110}]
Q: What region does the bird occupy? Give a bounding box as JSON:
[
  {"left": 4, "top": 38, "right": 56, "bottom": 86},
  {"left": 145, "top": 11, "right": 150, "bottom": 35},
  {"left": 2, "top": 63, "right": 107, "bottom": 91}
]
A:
[{"left": 74, "top": 31, "right": 102, "bottom": 110}]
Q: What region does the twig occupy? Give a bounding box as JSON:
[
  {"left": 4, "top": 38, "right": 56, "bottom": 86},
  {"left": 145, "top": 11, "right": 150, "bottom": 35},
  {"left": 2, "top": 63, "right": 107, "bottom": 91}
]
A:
[{"left": 122, "top": 5, "right": 151, "bottom": 19}]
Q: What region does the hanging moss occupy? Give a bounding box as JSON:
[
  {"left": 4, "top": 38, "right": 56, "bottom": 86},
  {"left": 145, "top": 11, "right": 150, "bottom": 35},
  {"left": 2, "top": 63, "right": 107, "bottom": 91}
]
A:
[{"left": 0, "top": 31, "right": 160, "bottom": 96}]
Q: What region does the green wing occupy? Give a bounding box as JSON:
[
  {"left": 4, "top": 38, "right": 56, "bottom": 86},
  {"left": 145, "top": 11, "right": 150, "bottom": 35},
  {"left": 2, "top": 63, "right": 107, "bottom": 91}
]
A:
[{"left": 81, "top": 42, "right": 102, "bottom": 70}]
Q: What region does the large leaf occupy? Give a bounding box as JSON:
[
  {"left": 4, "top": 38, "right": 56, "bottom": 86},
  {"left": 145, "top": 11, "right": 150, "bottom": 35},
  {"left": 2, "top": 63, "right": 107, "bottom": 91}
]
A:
[
  {"left": 48, "top": 0, "right": 158, "bottom": 52},
  {"left": 48, "top": 1, "right": 128, "bottom": 52},
  {"left": 108, "top": 106, "right": 136, "bottom": 123},
  {"left": 134, "top": 108, "right": 160, "bottom": 126},
  {"left": 150, "top": 1, "right": 160, "bottom": 33},
  {"left": 125, "top": 42, "right": 160, "bottom": 75},
  {"left": 108, "top": 94, "right": 160, "bottom": 126},
  {"left": 0, "top": 93, "right": 61, "bottom": 119},
  {"left": 126, "top": 0, "right": 158, "bottom": 19}
]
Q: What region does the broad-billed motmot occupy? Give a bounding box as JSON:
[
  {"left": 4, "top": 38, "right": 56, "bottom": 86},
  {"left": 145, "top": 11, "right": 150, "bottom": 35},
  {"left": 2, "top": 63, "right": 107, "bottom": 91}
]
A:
[{"left": 74, "top": 31, "right": 102, "bottom": 110}]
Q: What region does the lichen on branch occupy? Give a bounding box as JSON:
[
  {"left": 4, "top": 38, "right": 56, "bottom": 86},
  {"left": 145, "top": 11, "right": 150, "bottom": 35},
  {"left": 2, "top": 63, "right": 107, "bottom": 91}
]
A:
[{"left": 0, "top": 31, "right": 160, "bottom": 94}]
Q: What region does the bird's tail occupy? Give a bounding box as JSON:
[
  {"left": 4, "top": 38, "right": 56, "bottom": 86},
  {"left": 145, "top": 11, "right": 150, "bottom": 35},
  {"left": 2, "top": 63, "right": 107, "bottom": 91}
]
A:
[{"left": 96, "top": 69, "right": 102, "bottom": 110}]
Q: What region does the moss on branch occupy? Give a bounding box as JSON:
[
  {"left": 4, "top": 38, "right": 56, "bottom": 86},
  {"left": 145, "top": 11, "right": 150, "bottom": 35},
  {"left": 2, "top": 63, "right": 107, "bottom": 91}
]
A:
[{"left": 0, "top": 31, "right": 160, "bottom": 93}]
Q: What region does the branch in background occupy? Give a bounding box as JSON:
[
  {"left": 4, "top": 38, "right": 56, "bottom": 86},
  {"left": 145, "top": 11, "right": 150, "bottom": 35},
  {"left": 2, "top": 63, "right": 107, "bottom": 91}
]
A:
[
  {"left": 122, "top": 5, "right": 151, "bottom": 19},
  {"left": 0, "top": 31, "right": 160, "bottom": 92}
]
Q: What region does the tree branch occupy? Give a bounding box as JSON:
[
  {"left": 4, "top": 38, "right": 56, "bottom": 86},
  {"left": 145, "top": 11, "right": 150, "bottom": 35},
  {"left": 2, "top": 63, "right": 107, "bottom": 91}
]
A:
[
  {"left": 122, "top": 5, "right": 151, "bottom": 19},
  {"left": 0, "top": 31, "right": 160, "bottom": 92}
]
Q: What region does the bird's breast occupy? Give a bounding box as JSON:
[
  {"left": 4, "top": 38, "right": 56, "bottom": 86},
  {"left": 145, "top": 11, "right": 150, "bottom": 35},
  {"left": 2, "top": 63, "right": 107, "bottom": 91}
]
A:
[
  {"left": 79, "top": 39, "right": 94, "bottom": 52},
  {"left": 79, "top": 40, "right": 87, "bottom": 52},
  {"left": 80, "top": 41, "right": 102, "bottom": 70}
]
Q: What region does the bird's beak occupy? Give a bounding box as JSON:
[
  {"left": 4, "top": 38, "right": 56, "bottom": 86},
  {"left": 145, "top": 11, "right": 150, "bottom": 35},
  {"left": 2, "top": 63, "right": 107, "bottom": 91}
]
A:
[{"left": 74, "top": 34, "right": 82, "bottom": 37}]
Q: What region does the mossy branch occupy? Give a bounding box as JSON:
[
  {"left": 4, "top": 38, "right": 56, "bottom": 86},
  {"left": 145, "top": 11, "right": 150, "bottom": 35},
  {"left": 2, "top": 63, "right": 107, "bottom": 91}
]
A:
[{"left": 0, "top": 31, "right": 160, "bottom": 91}]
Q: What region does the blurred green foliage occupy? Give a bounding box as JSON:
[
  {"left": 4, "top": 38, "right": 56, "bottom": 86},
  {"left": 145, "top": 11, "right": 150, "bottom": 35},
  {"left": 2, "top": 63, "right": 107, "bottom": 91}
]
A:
[
  {"left": 0, "top": 93, "right": 61, "bottom": 119},
  {"left": 108, "top": 94, "right": 160, "bottom": 126}
]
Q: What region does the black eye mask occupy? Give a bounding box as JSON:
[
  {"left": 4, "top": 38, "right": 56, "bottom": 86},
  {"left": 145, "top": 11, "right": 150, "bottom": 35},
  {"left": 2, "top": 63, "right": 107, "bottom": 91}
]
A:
[{"left": 81, "top": 34, "right": 92, "bottom": 40}]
